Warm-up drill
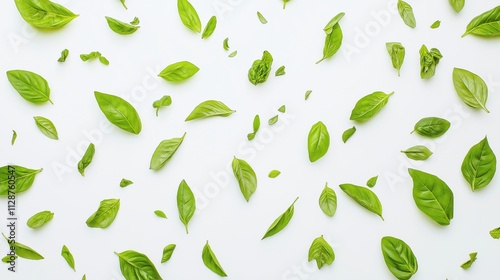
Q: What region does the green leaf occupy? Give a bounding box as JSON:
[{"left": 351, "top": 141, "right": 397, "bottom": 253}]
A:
[
  {"left": 367, "top": 176, "right": 378, "bottom": 188},
  {"left": 275, "top": 66, "right": 286, "bottom": 76},
  {"left": 412, "top": 117, "right": 450, "bottom": 138},
  {"left": 105, "top": 16, "right": 140, "bottom": 35},
  {"left": 33, "top": 116, "right": 58, "bottom": 140},
  {"left": 130, "top": 17, "right": 140, "bottom": 25},
  {"left": 319, "top": 183, "right": 337, "bottom": 217},
  {"left": 248, "top": 51, "right": 273, "bottom": 85},
  {"left": 58, "top": 49, "right": 69, "bottom": 62},
  {"left": 0, "top": 165, "right": 43, "bottom": 196},
  {"left": 78, "top": 143, "right": 95, "bottom": 176},
  {"left": 161, "top": 244, "right": 176, "bottom": 263},
  {"left": 350, "top": 91, "right": 393, "bottom": 122},
  {"left": 223, "top": 38, "right": 230, "bottom": 50},
  {"left": 340, "top": 184, "right": 384, "bottom": 220},
  {"left": 268, "top": 170, "right": 281, "bottom": 178},
  {"left": 308, "top": 235, "right": 335, "bottom": 269},
  {"left": 316, "top": 23, "right": 343, "bottom": 64},
  {"left": 27, "top": 210, "right": 54, "bottom": 229},
  {"left": 177, "top": 180, "right": 196, "bottom": 233},
  {"left": 461, "top": 136, "right": 496, "bottom": 191},
  {"left": 490, "top": 227, "right": 500, "bottom": 239},
  {"left": 324, "top": 12, "right": 345, "bottom": 34},
  {"left": 308, "top": 121, "right": 330, "bottom": 162},
  {"left": 177, "top": 0, "right": 201, "bottom": 33},
  {"left": 228, "top": 50, "right": 237, "bottom": 58},
  {"left": 342, "top": 126, "right": 356, "bottom": 143},
  {"left": 278, "top": 105, "right": 286, "bottom": 113},
  {"left": 381, "top": 236, "right": 418, "bottom": 280},
  {"left": 232, "top": 157, "right": 257, "bottom": 202},
  {"left": 452, "top": 68, "right": 489, "bottom": 113},
  {"left": 86, "top": 198, "right": 120, "bottom": 229},
  {"left": 463, "top": 5, "right": 500, "bottom": 37},
  {"left": 13, "top": 0, "right": 78, "bottom": 29},
  {"left": 450, "top": 0, "right": 464, "bottom": 13},
  {"left": 120, "top": 179, "right": 133, "bottom": 188},
  {"left": 401, "top": 146, "right": 433, "bottom": 161},
  {"left": 153, "top": 95, "right": 172, "bottom": 117},
  {"left": 2, "top": 255, "right": 17, "bottom": 263},
  {"left": 247, "top": 115, "right": 260, "bottom": 140},
  {"left": 461, "top": 252, "right": 477, "bottom": 269},
  {"left": 386, "top": 42, "right": 405, "bottom": 76},
  {"left": 257, "top": 11, "right": 267, "bottom": 24},
  {"left": 419, "top": 45, "right": 442, "bottom": 79},
  {"left": 150, "top": 133, "right": 186, "bottom": 170},
  {"left": 80, "top": 51, "right": 109, "bottom": 65},
  {"left": 120, "top": 0, "right": 127, "bottom": 9},
  {"left": 202, "top": 241, "right": 227, "bottom": 277},
  {"left": 82, "top": 274, "right": 86, "bottom": 280},
  {"left": 283, "top": 0, "right": 290, "bottom": 9},
  {"left": 262, "top": 197, "right": 299, "bottom": 239},
  {"left": 158, "top": 61, "right": 199, "bottom": 82},
  {"left": 185, "top": 100, "right": 235, "bottom": 121},
  {"left": 115, "top": 250, "right": 163, "bottom": 280},
  {"left": 94, "top": 91, "right": 142, "bottom": 134},
  {"left": 2, "top": 233, "right": 44, "bottom": 260},
  {"left": 61, "top": 245, "right": 75, "bottom": 271},
  {"left": 6, "top": 70, "right": 53, "bottom": 104},
  {"left": 11, "top": 130, "right": 17, "bottom": 145},
  {"left": 409, "top": 169, "right": 454, "bottom": 226},
  {"left": 201, "top": 16, "right": 217, "bottom": 39},
  {"left": 154, "top": 210, "right": 167, "bottom": 219},
  {"left": 397, "top": 0, "right": 416, "bottom": 28},
  {"left": 305, "top": 90, "right": 313, "bottom": 100},
  {"left": 430, "top": 20, "right": 441, "bottom": 29},
  {"left": 268, "top": 115, "right": 279, "bottom": 125}
]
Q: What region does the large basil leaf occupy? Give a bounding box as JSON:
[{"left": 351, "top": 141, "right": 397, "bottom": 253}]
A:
[
  {"left": 381, "top": 236, "right": 418, "bottom": 280},
  {"left": 86, "top": 198, "right": 120, "bottom": 229},
  {"left": 450, "top": 0, "right": 465, "bottom": 13},
  {"left": 452, "top": 68, "right": 489, "bottom": 113},
  {"left": 412, "top": 117, "right": 450, "bottom": 138},
  {"left": 94, "top": 91, "right": 142, "bottom": 134},
  {"left": 177, "top": 180, "right": 196, "bottom": 233},
  {"left": 158, "top": 61, "right": 199, "bottom": 82},
  {"left": 232, "top": 157, "right": 257, "bottom": 202},
  {"left": 185, "top": 100, "right": 235, "bottom": 121},
  {"left": 308, "top": 121, "right": 330, "bottom": 162},
  {"left": 262, "top": 197, "right": 299, "bottom": 239},
  {"left": 7, "top": 70, "right": 53, "bottom": 104},
  {"left": 461, "top": 136, "right": 496, "bottom": 191},
  {"left": 340, "top": 184, "right": 384, "bottom": 220},
  {"left": 115, "top": 250, "right": 163, "bottom": 280},
  {"left": 350, "top": 91, "right": 393, "bottom": 122},
  {"left": 150, "top": 133, "right": 186, "bottom": 170},
  {"left": 463, "top": 5, "right": 500, "bottom": 37},
  {"left": 0, "top": 165, "right": 43, "bottom": 196},
  {"left": 14, "top": 0, "right": 78, "bottom": 29},
  {"left": 177, "top": 0, "right": 201, "bottom": 33},
  {"left": 308, "top": 235, "right": 335, "bottom": 269}
]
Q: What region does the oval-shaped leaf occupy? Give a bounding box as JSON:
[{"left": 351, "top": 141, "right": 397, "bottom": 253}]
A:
[
  {"left": 78, "top": 143, "right": 95, "bottom": 176},
  {"left": 248, "top": 50, "right": 273, "bottom": 85},
  {"left": 461, "top": 136, "right": 496, "bottom": 191},
  {"left": 324, "top": 12, "right": 345, "bottom": 34},
  {"left": 268, "top": 170, "right": 281, "bottom": 178},
  {"left": 308, "top": 121, "right": 330, "bottom": 162},
  {"left": 340, "top": 184, "right": 384, "bottom": 220},
  {"left": 316, "top": 23, "right": 343, "bottom": 64},
  {"left": 150, "top": 133, "right": 186, "bottom": 170},
  {"left": 463, "top": 5, "right": 500, "bottom": 37},
  {"left": 33, "top": 116, "right": 58, "bottom": 140},
  {"left": 367, "top": 176, "right": 378, "bottom": 188},
  {"left": 61, "top": 245, "right": 75, "bottom": 271},
  {"left": 381, "top": 236, "right": 418, "bottom": 280},
  {"left": 342, "top": 126, "right": 356, "bottom": 143},
  {"left": 262, "top": 197, "right": 299, "bottom": 240},
  {"left": 120, "top": 179, "right": 133, "bottom": 188},
  {"left": 397, "top": 0, "right": 416, "bottom": 28},
  {"left": 161, "top": 244, "right": 176, "bottom": 263},
  {"left": 105, "top": 16, "right": 140, "bottom": 35},
  {"left": 401, "top": 146, "right": 433, "bottom": 161},
  {"left": 154, "top": 210, "right": 167, "bottom": 219},
  {"left": 115, "top": 250, "right": 163, "bottom": 280},
  {"left": 0, "top": 165, "right": 43, "bottom": 196},
  {"left": 450, "top": 0, "right": 464, "bottom": 13},
  {"left": 2, "top": 233, "right": 44, "bottom": 260},
  {"left": 94, "top": 91, "right": 142, "bottom": 134},
  {"left": 232, "top": 157, "right": 257, "bottom": 202},
  {"left": 158, "top": 61, "right": 199, "bottom": 82},
  {"left": 14, "top": 0, "right": 78, "bottom": 29},
  {"left": 7, "top": 70, "right": 53, "bottom": 104},
  {"left": 461, "top": 252, "right": 477, "bottom": 269},
  {"left": 409, "top": 169, "right": 454, "bottom": 226},
  {"left": 27, "top": 210, "right": 54, "bottom": 229},
  {"left": 257, "top": 11, "right": 268, "bottom": 24},
  {"left": 350, "top": 91, "right": 394, "bottom": 122},
  {"left": 202, "top": 16, "right": 217, "bottom": 39},
  {"left": 202, "top": 241, "right": 227, "bottom": 277},
  {"left": 319, "top": 183, "right": 337, "bottom": 217},
  {"left": 308, "top": 235, "right": 335, "bottom": 269},
  {"left": 412, "top": 117, "right": 450, "bottom": 138},
  {"left": 177, "top": 179, "right": 196, "bottom": 233},
  {"left": 185, "top": 100, "right": 235, "bottom": 121},
  {"left": 177, "top": 0, "right": 201, "bottom": 33},
  {"left": 86, "top": 198, "right": 120, "bottom": 229},
  {"left": 386, "top": 42, "right": 405, "bottom": 76},
  {"left": 453, "top": 68, "right": 489, "bottom": 113}
]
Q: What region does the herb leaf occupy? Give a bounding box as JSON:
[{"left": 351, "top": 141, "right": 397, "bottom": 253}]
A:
[
  {"left": 308, "top": 235, "right": 335, "bottom": 269},
  {"left": 223, "top": 38, "right": 230, "bottom": 50},
  {"left": 6, "top": 70, "right": 53, "bottom": 104},
  {"left": 401, "top": 145, "right": 433, "bottom": 161},
  {"left": 94, "top": 91, "right": 142, "bottom": 134},
  {"left": 2, "top": 233, "right": 44, "bottom": 260},
  {"left": 58, "top": 49, "right": 69, "bottom": 62},
  {"left": 158, "top": 61, "right": 199, "bottom": 82},
  {"left": 120, "top": 0, "right": 127, "bottom": 9},
  {"left": 228, "top": 51, "right": 237, "bottom": 58},
  {"left": 247, "top": 115, "right": 260, "bottom": 140},
  {"left": 419, "top": 45, "right": 442, "bottom": 79},
  {"left": 278, "top": 105, "right": 286, "bottom": 113},
  {"left": 232, "top": 157, "right": 257, "bottom": 202},
  {"left": 386, "top": 42, "right": 405, "bottom": 76},
  {"left": 13, "top": 0, "right": 78, "bottom": 29},
  {"left": 78, "top": 143, "right": 95, "bottom": 176},
  {"left": 120, "top": 179, "right": 133, "bottom": 188},
  {"left": 161, "top": 244, "right": 176, "bottom": 263},
  {"left": 150, "top": 133, "right": 186, "bottom": 170},
  {"left": 381, "top": 236, "right": 418, "bottom": 280},
  {"left": 11, "top": 130, "right": 17, "bottom": 145},
  {"left": 324, "top": 12, "right": 345, "bottom": 34},
  {"left": 257, "top": 11, "right": 268, "bottom": 24},
  {"left": 412, "top": 117, "right": 450, "bottom": 138},
  {"left": 350, "top": 91, "right": 393, "bottom": 122},
  {"left": 177, "top": 179, "right": 196, "bottom": 233},
  {"left": 105, "top": 16, "right": 140, "bottom": 35},
  {"left": 490, "top": 227, "right": 500, "bottom": 239},
  {"left": 80, "top": 51, "right": 109, "bottom": 65},
  {"left": 463, "top": 5, "right": 500, "bottom": 37},
  {"left": 308, "top": 121, "right": 330, "bottom": 162},
  {"left": 115, "top": 250, "right": 163, "bottom": 280},
  {"left": 202, "top": 241, "right": 227, "bottom": 277},
  {"left": 248, "top": 51, "right": 273, "bottom": 85},
  {"left": 262, "top": 197, "right": 299, "bottom": 239},
  {"left": 86, "top": 198, "right": 120, "bottom": 229},
  {"left": 268, "top": 170, "right": 281, "bottom": 178},
  {"left": 316, "top": 21, "right": 343, "bottom": 64},
  {"left": 185, "top": 100, "right": 235, "bottom": 121},
  {"left": 342, "top": 126, "right": 356, "bottom": 143},
  {"left": 461, "top": 136, "right": 496, "bottom": 191},
  {"left": 452, "top": 68, "right": 489, "bottom": 113},
  {"left": 450, "top": 0, "right": 465, "bottom": 13},
  {"left": 154, "top": 210, "right": 167, "bottom": 219},
  {"left": 461, "top": 252, "right": 477, "bottom": 269},
  {"left": 340, "top": 184, "right": 384, "bottom": 220},
  {"left": 397, "top": 0, "right": 416, "bottom": 28},
  {"left": 409, "top": 169, "right": 454, "bottom": 226},
  {"left": 275, "top": 66, "right": 286, "bottom": 76},
  {"left": 268, "top": 115, "right": 279, "bottom": 125},
  {"left": 61, "top": 245, "right": 75, "bottom": 271},
  {"left": 202, "top": 16, "right": 217, "bottom": 39},
  {"left": 33, "top": 116, "right": 58, "bottom": 140},
  {"left": 305, "top": 90, "right": 313, "bottom": 100},
  {"left": 153, "top": 95, "right": 172, "bottom": 116},
  {"left": 319, "top": 183, "right": 337, "bottom": 217},
  {"left": 367, "top": 176, "right": 378, "bottom": 188},
  {"left": 177, "top": 0, "right": 201, "bottom": 33},
  {"left": 27, "top": 210, "right": 54, "bottom": 229},
  {"left": 0, "top": 165, "right": 43, "bottom": 196},
  {"left": 430, "top": 20, "right": 441, "bottom": 28}
]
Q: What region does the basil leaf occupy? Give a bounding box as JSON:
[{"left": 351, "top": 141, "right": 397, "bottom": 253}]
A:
[
  {"left": 268, "top": 115, "right": 279, "bottom": 125},
  {"left": 115, "top": 250, "right": 163, "bottom": 280},
  {"left": 161, "top": 244, "right": 176, "bottom": 263},
  {"left": 80, "top": 51, "right": 109, "bottom": 65},
  {"left": 58, "top": 49, "right": 69, "bottom": 62},
  {"left": 386, "top": 42, "right": 405, "bottom": 76},
  {"left": 94, "top": 91, "right": 142, "bottom": 134},
  {"left": 268, "top": 170, "right": 281, "bottom": 178},
  {"left": 2, "top": 233, "right": 44, "bottom": 260},
  {"left": 461, "top": 136, "right": 496, "bottom": 191},
  {"left": 177, "top": 0, "right": 201, "bottom": 33},
  {"left": 27, "top": 210, "right": 54, "bottom": 229},
  {"left": 430, "top": 20, "right": 441, "bottom": 29},
  {"left": 463, "top": 5, "right": 500, "bottom": 37},
  {"left": 248, "top": 51, "right": 273, "bottom": 85},
  {"left": 308, "top": 121, "right": 330, "bottom": 162},
  {"left": 14, "top": 0, "right": 78, "bottom": 29},
  {"left": 319, "top": 183, "right": 337, "bottom": 217},
  {"left": 33, "top": 116, "right": 58, "bottom": 140},
  {"left": 316, "top": 23, "right": 343, "bottom": 64},
  {"left": 324, "top": 12, "right": 345, "bottom": 34},
  {"left": 6, "top": 70, "right": 53, "bottom": 104},
  {"left": 78, "top": 143, "right": 95, "bottom": 176},
  {"left": 223, "top": 38, "right": 230, "bottom": 50},
  {"left": 150, "top": 133, "right": 186, "bottom": 170},
  {"left": 153, "top": 95, "right": 172, "bottom": 117},
  {"left": 154, "top": 210, "right": 167, "bottom": 219},
  {"left": 105, "top": 16, "right": 140, "bottom": 35},
  {"left": 275, "top": 66, "right": 286, "bottom": 76},
  {"left": 130, "top": 17, "right": 140, "bottom": 25},
  {"left": 419, "top": 45, "right": 442, "bottom": 79},
  {"left": 201, "top": 16, "right": 217, "bottom": 39},
  {"left": 350, "top": 91, "right": 393, "bottom": 122},
  {"left": 278, "top": 105, "right": 286, "bottom": 113},
  {"left": 120, "top": 0, "right": 127, "bottom": 9},
  {"left": 0, "top": 165, "right": 43, "bottom": 196},
  {"left": 450, "top": 0, "right": 464, "bottom": 13},
  {"left": 158, "top": 61, "right": 199, "bottom": 82},
  {"left": 461, "top": 252, "right": 477, "bottom": 269},
  {"left": 228, "top": 50, "right": 237, "bottom": 58},
  {"left": 412, "top": 117, "right": 450, "bottom": 138},
  {"left": 305, "top": 90, "right": 313, "bottom": 100},
  {"left": 2, "top": 255, "right": 17, "bottom": 263},
  {"left": 381, "top": 236, "right": 418, "bottom": 280},
  {"left": 308, "top": 235, "right": 335, "bottom": 269},
  {"left": 82, "top": 274, "right": 86, "bottom": 280},
  {"left": 247, "top": 115, "right": 260, "bottom": 140},
  {"left": 61, "top": 245, "right": 75, "bottom": 271},
  {"left": 11, "top": 130, "right": 17, "bottom": 145},
  {"left": 120, "top": 179, "right": 133, "bottom": 188},
  {"left": 177, "top": 179, "right": 196, "bottom": 233},
  {"left": 367, "top": 176, "right": 378, "bottom": 188},
  {"left": 409, "top": 168, "right": 454, "bottom": 226},
  {"left": 397, "top": 0, "right": 416, "bottom": 28},
  {"left": 232, "top": 157, "right": 257, "bottom": 202},
  {"left": 490, "top": 227, "right": 500, "bottom": 239},
  {"left": 257, "top": 11, "right": 268, "bottom": 24},
  {"left": 262, "top": 197, "right": 299, "bottom": 239},
  {"left": 185, "top": 100, "right": 235, "bottom": 121},
  {"left": 340, "top": 184, "right": 384, "bottom": 220},
  {"left": 86, "top": 198, "right": 120, "bottom": 229},
  {"left": 452, "top": 68, "right": 489, "bottom": 113},
  {"left": 202, "top": 241, "right": 227, "bottom": 277},
  {"left": 401, "top": 145, "right": 433, "bottom": 161},
  {"left": 342, "top": 126, "right": 356, "bottom": 143}
]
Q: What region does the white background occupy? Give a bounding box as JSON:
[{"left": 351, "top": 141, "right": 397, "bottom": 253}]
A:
[{"left": 1, "top": 0, "right": 500, "bottom": 279}]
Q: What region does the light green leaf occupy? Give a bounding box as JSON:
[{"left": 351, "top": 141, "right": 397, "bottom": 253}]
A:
[
  {"left": 150, "top": 133, "right": 186, "bottom": 170},
  {"left": 86, "top": 198, "right": 120, "bottom": 229},
  {"left": 27, "top": 211, "right": 54, "bottom": 229},
  {"left": 13, "top": 0, "right": 78, "bottom": 29},
  {"left": 0, "top": 165, "right": 43, "bottom": 196},
  {"left": 185, "top": 100, "right": 235, "bottom": 121},
  {"left": 308, "top": 121, "right": 330, "bottom": 162},
  {"left": 461, "top": 136, "right": 496, "bottom": 191},
  {"left": 94, "top": 91, "right": 142, "bottom": 134},
  {"left": 453, "top": 68, "right": 489, "bottom": 113},
  {"left": 308, "top": 235, "right": 335, "bottom": 269},
  {"left": 202, "top": 16, "right": 217, "bottom": 39},
  {"left": 350, "top": 91, "right": 393, "bottom": 122},
  {"left": 33, "top": 116, "right": 58, "bottom": 140},
  {"left": 177, "top": 180, "right": 196, "bottom": 233},
  {"left": 6, "top": 70, "right": 53, "bottom": 104},
  {"left": 262, "top": 197, "right": 299, "bottom": 239},
  {"left": 319, "top": 183, "right": 337, "bottom": 217},
  {"left": 232, "top": 157, "right": 257, "bottom": 202},
  {"left": 158, "top": 61, "right": 199, "bottom": 82},
  {"left": 115, "top": 250, "right": 163, "bottom": 280},
  {"left": 202, "top": 241, "right": 227, "bottom": 277},
  {"left": 340, "top": 184, "right": 384, "bottom": 220}
]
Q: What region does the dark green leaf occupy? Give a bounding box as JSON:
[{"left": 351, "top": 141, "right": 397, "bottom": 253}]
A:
[
  {"left": 150, "top": 133, "right": 186, "bottom": 170},
  {"left": 94, "top": 91, "right": 142, "bottom": 134},
  {"left": 262, "top": 197, "right": 299, "bottom": 239},
  {"left": 461, "top": 136, "right": 496, "bottom": 191},
  {"left": 86, "top": 198, "right": 120, "bottom": 229}
]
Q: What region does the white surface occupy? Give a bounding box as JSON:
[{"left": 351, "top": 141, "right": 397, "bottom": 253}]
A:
[{"left": 1, "top": 0, "right": 500, "bottom": 279}]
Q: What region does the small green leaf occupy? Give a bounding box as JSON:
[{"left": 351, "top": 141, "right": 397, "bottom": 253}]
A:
[
  {"left": 386, "top": 42, "right": 405, "bottom": 76},
  {"left": 130, "top": 17, "right": 140, "bottom": 25},
  {"left": 202, "top": 16, "right": 217, "bottom": 39},
  {"left": 2, "top": 255, "right": 17, "bottom": 263},
  {"left": 202, "top": 241, "right": 227, "bottom": 277},
  {"left": 94, "top": 91, "right": 142, "bottom": 134},
  {"left": 232, "top": 157, "right": 257, "bottom": 202},
  {"left": 153, "top": 95, "right": 172, "bottom": 116},
  {"left": 115, "top": 250, "right": 163, "bottom": 280},
  {"left": 430, "top": 20, "right": 441, "bottom": 29},
  {"left": 342, "top": 126, "right": 356, "bottom": 143},
  {"left": 419, "top": 45, "right": 442, "bottom": 79},
  {"left": 461, "top": 136, "right": 496, "bottom": 191},
  {"left": 305, "top": 90, "right": 313, "bottom": 100},
  {"left": 33, "top": 116, "right": 58, "bottom": 140},
  {"left": 278, "top": 105, "right": 286, "bottom": 113},
  {"left": 11, "top": 130, "right": 17, "bottom": 145},
  {"left": 154, "top": 210, "right": 168, "bottom": 219},
  {"left": 27, "top": 211, "right": 54, "bottom": 229},
  {"left": 461, "top": 252, "right": 477, "bottom": 269},
  {"left": 268, "top": 170, "right": 281, "bottom": 178},
  {"left": 80, "top": 51, "right": 109, "bottom": 65},
  {"left": 150, "top": 133, "right": 186, "bottom": 170},
  {"left": 177, "top": 180, "right": 196, "bottom": 233},
  {"left": 367, "top": 176, "right": 378, "bottom": 188},
  {"left": 257, "top": 11, "right": 267, "bottom": 24},
  {"left": 340, "top": 184, "right": 384, "bottom": 220},
  {"left": 308, "top": 235, "right": 335, "bottom": 269},
  {"left": 120, "top": 0, "right": 127, "bottom": 9},
  {"left": 228, "top": 50, "right": 237, "bottom": 58},
  {"left": 268, "top": 115, "right": 279, "bottom": 125},
  {"left": 223, "top": 38, "right": 230, "bottom": 50},
  {"left": 86, "top": 198, "right": 120, "bottom": 229},
  {"left": 61, "top": 245, "right": 75, "bottom": 271},
  {"left": 58, "top": 49, "right": 69, "bottom": 62},
  {"left": 350, "top": 92, "right": 393, "bottom": 122},
  {"left": 401, "top": 145, "right": 433, "bottom": 161},
  {"left": 308, "top": 121, "right": 330, "bottom": 162},
  {"left": 319, "top": 183, "right": 337, "bottom": 217},
  {"left": 490, "top": 227, "right": 500, "bottom": 239},
  {"left": 177, "top": 0, "right": 201, "bottom": 33},
  {"left": 78, "top": 143, "right": 95, "bottom": 176},
  {"left": 158, "top": 61, "right": 199, "bottom": 82},
  {"left": 412, "top": 117, "right": 450, "bottom": 138},
  {"left": 120, "top": 179, "right": 133, "bottom": 188},
  {"left": 161, "top": 244, "right": 176, "bottom": 263},
  {"left": 248, "top": 51, "right": 273, "bottom": 85},
  {"left": 449, "top": 0, "right": 465, "bottom": 13},
  {"left": 105, "top": 16, "right": 140, "bottom": 35},
  {"left": 262, "top": 197, "right": 299, "bottom": 239},
  {"left": 324, "top": 12, "right": 345, "bottom": 34},
  {"left": 397, "top": 0, "right": 416, "bottom": 28},
  {"left": 275, "top": 66, "right": 286, "bottom": 76},
  {"left": 185, "top": 100, "right": 235, "bottom": 121},
  {"left": 247, "top": 115, "right": 260, "bottom": 140}
]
